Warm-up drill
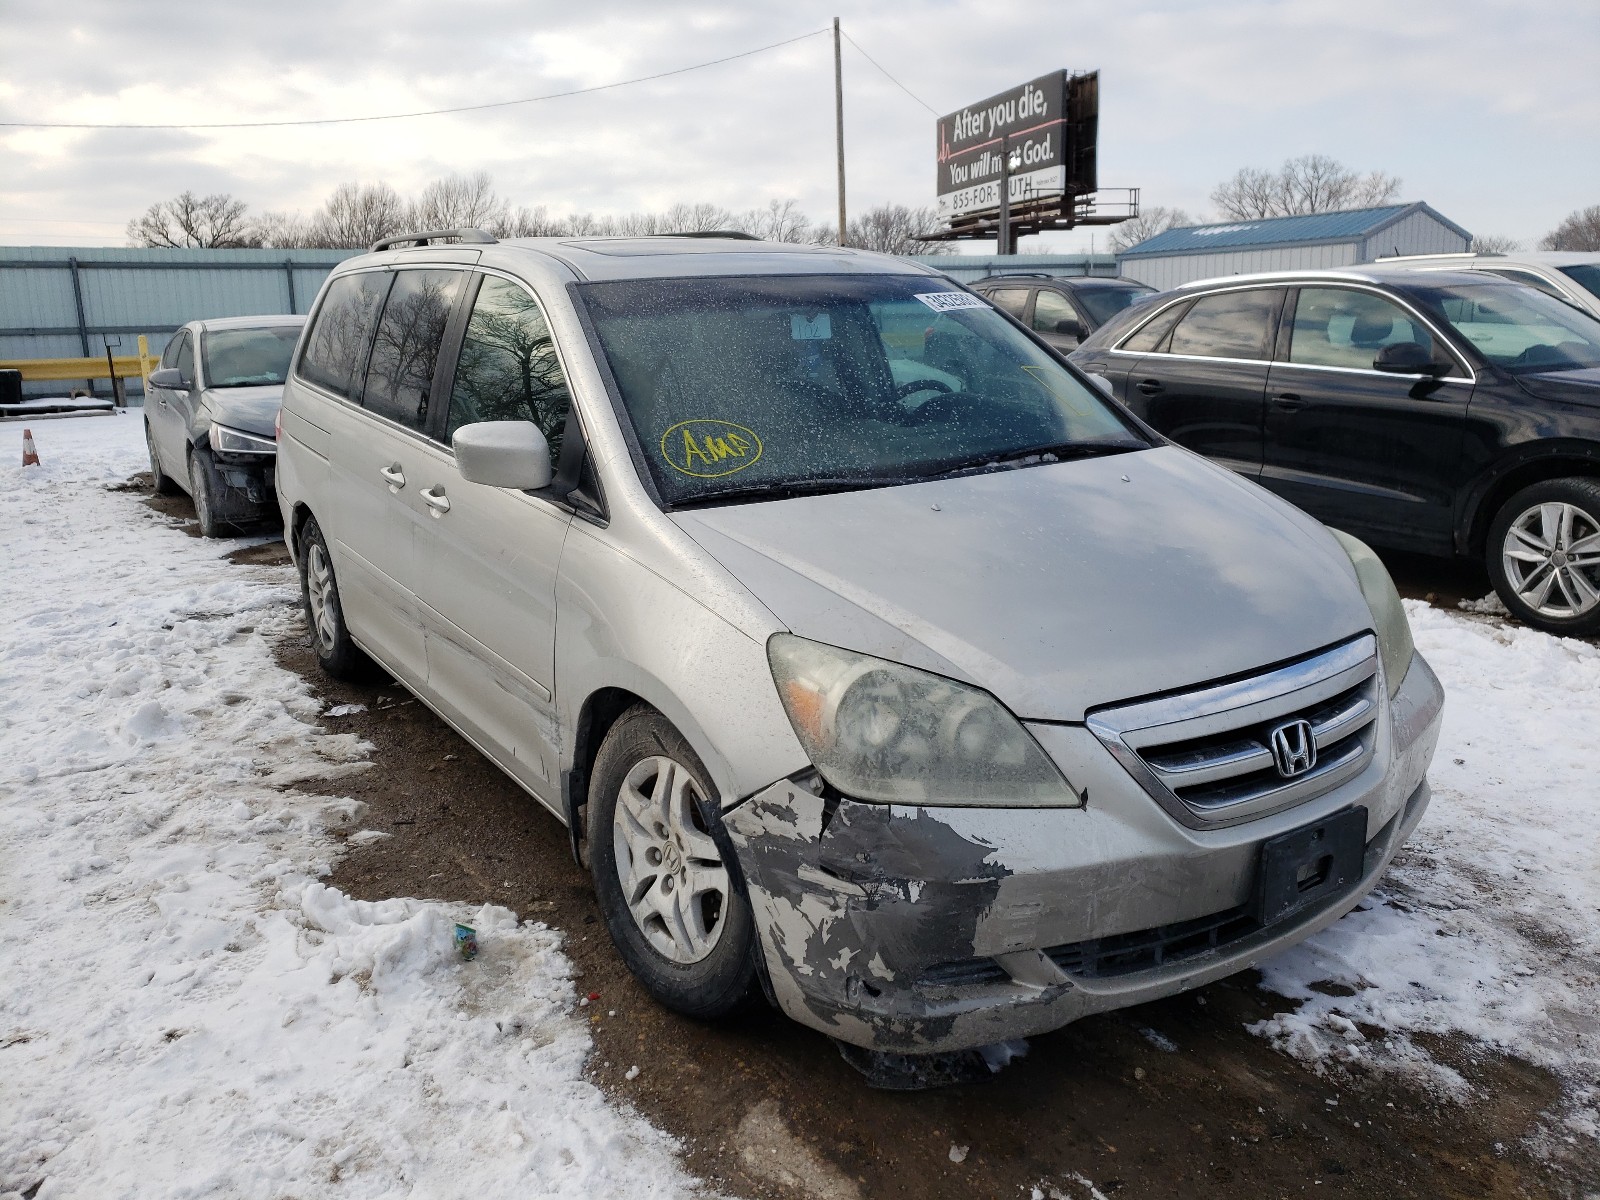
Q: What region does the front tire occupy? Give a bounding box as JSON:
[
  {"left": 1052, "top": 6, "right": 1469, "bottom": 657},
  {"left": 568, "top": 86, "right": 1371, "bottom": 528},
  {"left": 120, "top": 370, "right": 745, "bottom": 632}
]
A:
[
  {"left": 188, "top": 445, "right": 227, "bottom": 537},
  {"left": 588, "top": 706, "right": 757, "bottom": 1019},
  {"left": 1487, "top": 477, "right": 1600, "bottom": 636},
  {"left": 298, "top": 516, "right": 373, "bottom": 681}
]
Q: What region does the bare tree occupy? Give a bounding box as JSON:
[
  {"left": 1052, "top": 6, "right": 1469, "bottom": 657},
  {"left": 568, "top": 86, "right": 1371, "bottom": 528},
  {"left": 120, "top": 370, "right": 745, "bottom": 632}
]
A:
[
  {"left": 1470, "top": 234, "right": 1524, "bottom": 254},
  {"left": 408, "top": 170, "right": 507, "bottom": 231},
  {"left": 308, "top": 182, "right": 407, "bottom": 248},
  {"left": 1107, "top": 205, "right": 1194, "bottom": 253},
  {"left": 1540, "top": 205, "right": 1600, "bottom": 251},
  {"left": 734, "top": 198, "right": 826, "bottom": 244},
  {"left": 1211, "top": 155, "right": 1401, "bottom": 220},
  {"left": 253, "top": 210, "right": 314, "bottom": 248},
  {"left": 657, "top": 201, "right": 738, "bottom": 233},
  {"left": 127, "top": 191, "right": 258, "bottom": 248},
  {"left": 840, "top": 204, "right": 944, "bottom": 255},
  {"left": 492, "top": 205, "right": 566, "bottom": 238}
]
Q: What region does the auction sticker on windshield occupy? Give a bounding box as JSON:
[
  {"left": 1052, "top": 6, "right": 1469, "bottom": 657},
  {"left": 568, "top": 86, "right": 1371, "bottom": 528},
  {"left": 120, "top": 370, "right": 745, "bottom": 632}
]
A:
[
  {"left": 914, "top": 291, "right": 989, "bottom": 313},
  {"left": 661, "top": 419, "right": 764, "bottom": 478}
]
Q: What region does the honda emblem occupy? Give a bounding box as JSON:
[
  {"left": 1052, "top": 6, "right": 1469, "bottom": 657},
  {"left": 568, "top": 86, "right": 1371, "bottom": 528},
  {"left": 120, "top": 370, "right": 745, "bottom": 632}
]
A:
[{"left": 1269, "top": 719, "right": 1317, "bottom": 778}]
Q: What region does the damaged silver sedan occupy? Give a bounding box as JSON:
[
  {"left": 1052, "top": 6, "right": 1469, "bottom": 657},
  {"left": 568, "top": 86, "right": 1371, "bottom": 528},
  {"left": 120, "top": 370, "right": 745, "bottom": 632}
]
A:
[{"left": 276, "top": 233, "right": 1443, "bottom": 1079}]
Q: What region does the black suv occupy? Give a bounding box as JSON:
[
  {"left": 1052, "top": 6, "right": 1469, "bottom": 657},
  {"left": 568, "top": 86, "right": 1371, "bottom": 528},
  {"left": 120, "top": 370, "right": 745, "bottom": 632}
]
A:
[
  {"left": 1069, "top": 266, "right": 1600, "bottom": 635},
  {"left": 970, "top": 274, "right": 1154, "bottom": 352}
]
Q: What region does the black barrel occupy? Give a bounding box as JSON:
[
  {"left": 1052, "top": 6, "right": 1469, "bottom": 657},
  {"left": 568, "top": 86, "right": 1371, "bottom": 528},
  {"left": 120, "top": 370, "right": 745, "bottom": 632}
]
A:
[{"left": 0, "top": 369, "right": 21, "bottom": 408}]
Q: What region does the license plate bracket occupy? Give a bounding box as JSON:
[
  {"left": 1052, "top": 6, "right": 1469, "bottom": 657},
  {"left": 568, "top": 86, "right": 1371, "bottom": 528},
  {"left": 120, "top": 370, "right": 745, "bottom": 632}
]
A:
[{"left": 1254, "top": 806, "right": 1367, "bottom": 927}]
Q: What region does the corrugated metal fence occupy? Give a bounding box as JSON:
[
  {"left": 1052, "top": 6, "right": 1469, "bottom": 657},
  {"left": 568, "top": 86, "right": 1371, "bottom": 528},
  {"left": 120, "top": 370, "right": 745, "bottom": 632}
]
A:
[{"left": 0, "top": 247, "right": 360, "bottom": 397}]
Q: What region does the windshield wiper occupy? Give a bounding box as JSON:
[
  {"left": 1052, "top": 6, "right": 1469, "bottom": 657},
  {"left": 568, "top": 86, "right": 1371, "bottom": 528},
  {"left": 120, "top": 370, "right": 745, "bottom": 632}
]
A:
[
  {"left": 670, "top": 474, "right": 912, "bottom": 509},
  {"left": 921, "top": 440, "right": 1145, "bottom": 480}
]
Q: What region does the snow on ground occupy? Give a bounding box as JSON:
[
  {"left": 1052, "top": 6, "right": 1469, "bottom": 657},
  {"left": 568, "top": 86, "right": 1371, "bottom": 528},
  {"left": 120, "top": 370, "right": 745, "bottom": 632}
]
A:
[
  {"left": 1250, "top": 603, "right": 1600, "bottom": 1146},
  {"left": 0, "top": 415, "right": 708, "bottom": 1199}
]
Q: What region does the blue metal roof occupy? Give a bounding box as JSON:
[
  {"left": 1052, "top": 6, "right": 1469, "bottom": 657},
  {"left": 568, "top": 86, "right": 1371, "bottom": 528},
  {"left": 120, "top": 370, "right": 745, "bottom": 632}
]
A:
[{"left": 1119, "top": 203, "right": 1470, "bottom": 257}]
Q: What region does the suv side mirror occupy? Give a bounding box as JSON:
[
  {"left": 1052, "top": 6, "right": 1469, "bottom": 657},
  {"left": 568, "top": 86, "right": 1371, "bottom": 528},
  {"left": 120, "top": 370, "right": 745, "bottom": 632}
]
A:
[
  {"left": 453, "top": 421, "right": 553, "bottom": 490},
  {"left": 1373, "top": 342, "right": 1448, "bottom": 375},
  {"left": 148, "top": 367, "right": 190, "bottom": 390},
  {"left": 1053, "top": 318, "right": 1084, "bottom": 341}
]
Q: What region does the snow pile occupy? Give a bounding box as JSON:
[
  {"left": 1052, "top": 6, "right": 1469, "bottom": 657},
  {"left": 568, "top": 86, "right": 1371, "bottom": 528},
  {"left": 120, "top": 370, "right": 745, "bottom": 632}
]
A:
[
  {"left": 1252, "top": 600, "right": 1600, "bottom": 1133},
  {"left": 0, "top": 416, "right": 706, "bottom": 1198}
]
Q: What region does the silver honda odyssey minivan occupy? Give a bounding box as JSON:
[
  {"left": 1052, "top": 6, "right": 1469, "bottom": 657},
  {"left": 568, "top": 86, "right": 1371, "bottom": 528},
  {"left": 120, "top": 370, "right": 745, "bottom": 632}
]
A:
[{"left": 275, "top": 230, "right": 1443, "bottom": 1070}]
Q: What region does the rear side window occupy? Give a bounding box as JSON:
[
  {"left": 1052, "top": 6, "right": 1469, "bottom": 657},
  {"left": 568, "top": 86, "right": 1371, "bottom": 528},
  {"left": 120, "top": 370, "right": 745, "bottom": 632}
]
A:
[
  {"left": 1167, "top": 289, "right": 1281, "bottom": 360},
  {"left": 299, "top": 272, "right": 391, "bottom": 399},
  {"left": 445, "top": 275, "right": 573, "bottom": 460},
  {"left": 361, "top": 270, "right": 467, "bottom": 431}
]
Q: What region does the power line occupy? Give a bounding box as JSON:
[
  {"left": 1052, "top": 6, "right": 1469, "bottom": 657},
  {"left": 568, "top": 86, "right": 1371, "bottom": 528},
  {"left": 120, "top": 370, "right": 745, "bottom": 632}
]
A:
[
  {"left": 0, "top": 28, "right": 829, "bottom": 131},
  {"left": 839, "top": 30, "right": 938, "bottom": 115}
]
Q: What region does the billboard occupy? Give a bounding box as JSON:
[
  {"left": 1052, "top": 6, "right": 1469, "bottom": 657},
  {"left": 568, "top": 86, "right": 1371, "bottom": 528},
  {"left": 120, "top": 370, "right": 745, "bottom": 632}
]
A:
[{"left": 935, "top": 71, "right": 1098, "bottom": 223}]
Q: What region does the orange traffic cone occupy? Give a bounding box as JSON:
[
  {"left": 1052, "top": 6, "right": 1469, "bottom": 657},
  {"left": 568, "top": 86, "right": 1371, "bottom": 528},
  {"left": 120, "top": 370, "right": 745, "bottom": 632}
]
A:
[{"left": 22, "top": 428, "right": 40, "bottom": 467}]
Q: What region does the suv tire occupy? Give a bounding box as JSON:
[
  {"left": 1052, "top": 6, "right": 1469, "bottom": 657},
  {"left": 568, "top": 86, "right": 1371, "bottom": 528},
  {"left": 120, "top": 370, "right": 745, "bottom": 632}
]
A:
[
  {"left": 297, "top": 516, "right": 374, "bottom": 681},
  {"left": 588, "top": 705, "right": 756, "bottom": 1019},
  {"left": 1487, "top": 477, "right": 1600, "bottom": 635}
]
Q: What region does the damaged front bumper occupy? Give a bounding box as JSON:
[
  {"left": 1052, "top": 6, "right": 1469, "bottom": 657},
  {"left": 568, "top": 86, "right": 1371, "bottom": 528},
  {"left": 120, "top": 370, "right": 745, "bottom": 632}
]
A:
[{"left": 724, "top": 650, "right": 1444, "bottom": 1056}]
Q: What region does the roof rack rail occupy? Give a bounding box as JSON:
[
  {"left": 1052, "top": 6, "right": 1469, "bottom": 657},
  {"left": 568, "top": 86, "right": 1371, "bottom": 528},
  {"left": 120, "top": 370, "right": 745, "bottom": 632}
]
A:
[
  {"left": 370, "top": 228, "right": 498, "bottom": 252},
  {"left": 661, "top": 230, "right": 760, "bottom": 240}
]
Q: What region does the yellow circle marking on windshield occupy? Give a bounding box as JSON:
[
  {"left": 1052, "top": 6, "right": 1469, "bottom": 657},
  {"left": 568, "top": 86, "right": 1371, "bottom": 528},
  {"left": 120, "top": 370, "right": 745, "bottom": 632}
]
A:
[{"left": 661, "top": 420, "right": 764, "bottom": 478}]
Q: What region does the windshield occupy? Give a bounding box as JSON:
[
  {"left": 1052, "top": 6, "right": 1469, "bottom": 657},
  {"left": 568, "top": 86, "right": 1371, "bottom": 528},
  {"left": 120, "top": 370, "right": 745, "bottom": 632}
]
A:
[
  {"left": 1558, "top": 263, "right": 1600, "bottom": 301},
  {"left": 579, "top": 274, "right": 1145, "bottom": 506},
  {"left": 1074, "top": 283, "right": 1155, "bottom": 327},
  {"left": 202, "top": 326, "right": 301, "bottom": 388},
  {"left": 1432, "top": 283, "right": 1600, "bottom": 374}
]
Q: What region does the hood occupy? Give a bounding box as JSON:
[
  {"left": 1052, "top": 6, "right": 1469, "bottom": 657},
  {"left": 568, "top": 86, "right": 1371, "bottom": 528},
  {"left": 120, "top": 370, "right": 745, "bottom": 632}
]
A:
[
  {"left": 1512, "top": 366, "right": 1600, "bottom": 407},
  {"left": 671, "top": 447, "right": 1371, "bottom": 722},
  {"left": 202, "top": 385, "right": 283, "bottom": 439}
]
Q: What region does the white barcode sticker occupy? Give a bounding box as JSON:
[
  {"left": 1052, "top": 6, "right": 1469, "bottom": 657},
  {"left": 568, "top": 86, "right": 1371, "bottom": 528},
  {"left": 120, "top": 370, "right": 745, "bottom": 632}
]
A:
[{"left": 913, "top": 291, "right": 989, "bottom": 313}]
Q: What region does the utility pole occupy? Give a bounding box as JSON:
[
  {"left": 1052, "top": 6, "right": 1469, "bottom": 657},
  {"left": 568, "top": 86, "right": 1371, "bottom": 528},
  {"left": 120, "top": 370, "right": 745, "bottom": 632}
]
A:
[
  {"left": 833, "top": 17, "right": 847, "bottom": 246},
  {"left": 996, "top": 134, "right": 1012, "bottom": 255}
]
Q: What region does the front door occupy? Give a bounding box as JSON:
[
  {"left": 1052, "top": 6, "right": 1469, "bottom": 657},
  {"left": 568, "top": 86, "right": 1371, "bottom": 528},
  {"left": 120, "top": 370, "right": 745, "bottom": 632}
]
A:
[
  {"left": 1261, "top": 285, "right": 1472, "bottom": 553},
  {"left": 409, "top": 273, "right": 576, "bottom": 802},
  {"left": 148, "top": 329, "right": 195, "bottom": 472},
  {"left": 1123, "top": 287, "right": 1286, "bottom": 478}
]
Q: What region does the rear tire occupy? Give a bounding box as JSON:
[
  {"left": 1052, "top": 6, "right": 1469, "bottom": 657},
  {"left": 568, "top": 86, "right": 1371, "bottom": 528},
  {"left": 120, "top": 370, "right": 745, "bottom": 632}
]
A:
[
  {"left": 588, "top": 705, "right": 757, "bottom": 1020},
  {"left": 297, "top": 516, "right": 373, "bottom": 681},
  {"left": 1487, "top": 477, "right": 1600, "bottom": 636},
  {"left": 146, "top": 420, "right": 180, "bottom": 495}
]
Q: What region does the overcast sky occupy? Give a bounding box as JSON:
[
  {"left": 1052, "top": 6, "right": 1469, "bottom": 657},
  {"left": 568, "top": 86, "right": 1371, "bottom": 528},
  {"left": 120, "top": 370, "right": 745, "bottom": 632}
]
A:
[{"left": 2, "top": 0, "right": 1596, "bottom": 253}]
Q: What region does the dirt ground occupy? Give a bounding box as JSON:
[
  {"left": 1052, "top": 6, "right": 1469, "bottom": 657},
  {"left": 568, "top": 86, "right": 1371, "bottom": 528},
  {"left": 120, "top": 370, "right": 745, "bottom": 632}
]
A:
[{"left": 152, "top": 485, "right": 1591, "bottom": 1199}]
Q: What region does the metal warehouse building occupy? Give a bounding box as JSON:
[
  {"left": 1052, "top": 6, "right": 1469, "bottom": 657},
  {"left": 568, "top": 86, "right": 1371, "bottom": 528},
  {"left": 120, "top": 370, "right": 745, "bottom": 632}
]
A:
[
  {"left": 0, "top": 247, "right": 360, "bottom": 398},
  {"left": 1116, "top": 203, "right": 1472, "bottom": 290}
]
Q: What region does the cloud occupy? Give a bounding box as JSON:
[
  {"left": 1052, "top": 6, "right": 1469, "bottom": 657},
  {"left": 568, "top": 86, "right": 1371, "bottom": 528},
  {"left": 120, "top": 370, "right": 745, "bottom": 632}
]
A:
[{"left": 1, "top": 0, "right": 1596, "bottom": 248}]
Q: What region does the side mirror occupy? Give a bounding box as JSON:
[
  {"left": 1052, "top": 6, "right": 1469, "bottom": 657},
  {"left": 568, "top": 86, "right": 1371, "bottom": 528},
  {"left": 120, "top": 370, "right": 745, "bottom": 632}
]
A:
[
  {"left": 1086, "top": 373, "right": 1116, "bottom": 397},
  {"left": 1053, "top": 318, "right": 1084, "bottom": 341},
  {"left": 1373, "top": 342, "right": 1447, "bottom": 376},
  {"left": 148, "top": 367, "right": 190, "bottom": 390},
  {"left": 453, "top": 421, "right": 553, "bottom": 490}
]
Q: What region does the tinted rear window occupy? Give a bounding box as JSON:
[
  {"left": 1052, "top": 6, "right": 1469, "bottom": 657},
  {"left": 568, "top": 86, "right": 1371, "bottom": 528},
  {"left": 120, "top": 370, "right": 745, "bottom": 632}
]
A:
[
  {"left": 299, "top": 272, "right": 391, "bottom": 399},
  {"left": 1166, "top": 289, "right": 1281, "bottom": 360}
]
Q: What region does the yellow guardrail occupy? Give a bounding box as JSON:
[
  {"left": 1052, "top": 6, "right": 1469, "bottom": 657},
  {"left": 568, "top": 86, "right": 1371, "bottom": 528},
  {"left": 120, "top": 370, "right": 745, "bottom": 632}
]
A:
[{"left": 1, "top": 336, "right": 160, "bottom": 391}]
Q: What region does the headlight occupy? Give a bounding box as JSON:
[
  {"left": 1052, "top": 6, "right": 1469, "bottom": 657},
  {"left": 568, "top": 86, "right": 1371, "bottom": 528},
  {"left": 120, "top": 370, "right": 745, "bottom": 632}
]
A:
[
  {"left": 209, "top": 423, "right": 277, "bottom": 455},
  {"left": 767, "top": 634, "right": 1082, "bottom": 807},
  {"left": 1330, "top": 529, "right": 1414, "bottom": 697}
]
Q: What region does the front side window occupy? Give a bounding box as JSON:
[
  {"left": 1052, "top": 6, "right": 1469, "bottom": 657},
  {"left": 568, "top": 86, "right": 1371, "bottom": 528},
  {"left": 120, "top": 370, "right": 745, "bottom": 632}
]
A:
[
  {"left": 201, "top": 326, "right": 301, "bottom": 388},
  {"left": 1032, "top": 289, "right": 1079, "bottom": 333},
  {"left": 1166, "top": 289, "right": 1282, "bottom": 360},
  {"left": 173, "top": 331, "right": 195, "bottom": 381},
  {"left": 160, "top": 331, "right": 186, "bottom": 369},
  {"left": 445, "top": 275, "right": 572, "bottom": 460},
  {"left": 1287, "top": 288, "right": 1446, "bottom": 371},
  {"left": 1434, "top": 283, "right": 1600, "bottom": 374},
  {"left": 362, "top": 269, "right": 467, "bottom": 431},
  {"left": 986, "top": 288, "right": 1029, "bottom": 318},
  {"left": 578, "top": 274, "right": 1145, "bottom": 506},
  {"left": 1558, "top": 264, "right": 1600, "bottom": 301},
  {"left": 299, "top": 272, "right": 391, "bottom": 400}
]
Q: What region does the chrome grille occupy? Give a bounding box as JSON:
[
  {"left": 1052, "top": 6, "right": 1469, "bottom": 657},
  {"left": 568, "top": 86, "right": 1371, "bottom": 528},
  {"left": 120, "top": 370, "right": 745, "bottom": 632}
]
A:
[{"left": 1087, "top": 636, "right": 1380, "bottom": 829}]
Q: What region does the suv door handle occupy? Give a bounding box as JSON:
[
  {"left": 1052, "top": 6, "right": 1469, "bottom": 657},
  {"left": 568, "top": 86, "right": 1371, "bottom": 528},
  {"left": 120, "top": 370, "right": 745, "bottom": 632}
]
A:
[
  {"left": 1272, "top": 393, "right": 1308, "bottom": 410},
  {"left": 1136, "top": 379, "right": 1163, "bottom": 396},
  {"left": 421, "top": 485, "right": 451, "bottom": 516},
  {"left": 379, "top": 464, "right": 405, "bottom": 489}
]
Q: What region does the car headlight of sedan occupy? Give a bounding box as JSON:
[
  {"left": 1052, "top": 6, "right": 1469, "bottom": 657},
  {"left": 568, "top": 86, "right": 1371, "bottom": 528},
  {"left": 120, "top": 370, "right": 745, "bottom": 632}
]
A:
[
  {"left": 1330, "top": 529, "right": 1414, "bottom": 697},
  {"left": 208, "top": 423, "right": 277, "bottom": 455},
  {"left": 767, "top": 634, "right": 1082, "bottom": 807}
]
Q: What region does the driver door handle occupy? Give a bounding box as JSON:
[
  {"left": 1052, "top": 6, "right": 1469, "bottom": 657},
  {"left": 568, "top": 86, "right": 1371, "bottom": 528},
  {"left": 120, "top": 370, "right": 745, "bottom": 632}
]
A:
[
  {"left": 421, "top": 485, "right": 451, "bottom": 515},
  {"left": 1136, "top": 378, "right": 1163, "bottom": 395},
  {"left": 379, "top": 464, "right": 405, "bottom": 489},
  {"left": 1272, "top": 393, "right": 1308, "bottom": 410}
]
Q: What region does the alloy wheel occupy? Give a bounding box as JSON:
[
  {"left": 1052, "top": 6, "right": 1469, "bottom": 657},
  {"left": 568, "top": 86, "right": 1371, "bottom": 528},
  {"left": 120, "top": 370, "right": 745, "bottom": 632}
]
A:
[
  {"left": 611, "top": 755, "right": 730, "bottom": 964},
  {"left": 305, "top": 541, "right": 340, "bottom": 655},
  {"left": 1501, "top": 500, "right": 1600, "bottom": 619}
]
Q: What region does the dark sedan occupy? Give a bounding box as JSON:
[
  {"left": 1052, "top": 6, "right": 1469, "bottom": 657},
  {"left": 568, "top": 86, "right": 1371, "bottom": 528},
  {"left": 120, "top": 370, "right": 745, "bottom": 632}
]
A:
[{"left": 1069, "top": 266, "right": 1600, "bottom": 635}]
